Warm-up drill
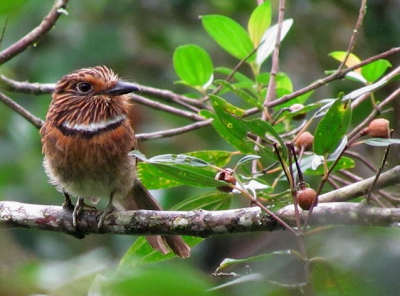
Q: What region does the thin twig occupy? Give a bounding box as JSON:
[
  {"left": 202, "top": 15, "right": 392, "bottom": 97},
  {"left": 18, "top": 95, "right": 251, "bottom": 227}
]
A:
[
  {"left": 337, "top": 0, "right": 367, "bottom": 72},
  {"left": 136, "top": 119, "right": 213, "bottom": 141},
  {"left": 138, "top": 84, "right": 204, "bottom": 111},
  {"left": 348, "top": 87, "right": 400, "bottom": 139},
  {"left": 263, "top": 0, "right": 285, "bottom": 110},
  {"left": 0, "top": 75, "right": 56, "bottom": 94},
  {"left": 0, "top": 0, "right": 69, "bottom": 65},
  {"left": 366, "top": 131, "right": 392, "bottom": 203},
  {"left": 130, "top": 94, "right": 205, "bottom": 121},
  {"left": 0, "top": 90, "right": 44, "bottom": 129},
  {"left": 241, "top": 47, "right": 400, "bottom": 111}
]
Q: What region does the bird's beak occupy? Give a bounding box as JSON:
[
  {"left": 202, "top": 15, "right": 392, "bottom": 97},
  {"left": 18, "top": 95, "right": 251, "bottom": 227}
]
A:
[{"left": 103, "top": 81, "right": 140, "bottom": 96}]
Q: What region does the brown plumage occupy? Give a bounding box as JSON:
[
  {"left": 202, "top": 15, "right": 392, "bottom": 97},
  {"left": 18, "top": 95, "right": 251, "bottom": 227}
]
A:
[{"left": 40, "top": 66, "right": 190, "bottom": 258}]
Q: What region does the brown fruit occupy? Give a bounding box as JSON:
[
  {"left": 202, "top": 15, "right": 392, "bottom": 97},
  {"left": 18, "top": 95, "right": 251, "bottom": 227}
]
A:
[
  {"left": 297, "top": 187, "right": 317, "bottom": 210},
  {"left": 215, "top": 169, "right": 236, "bottom": 192},
  {"left": 294, "top": 131, "right": 314, "bottom": 149},
  {"left": 367, "top": 118, "right": 390, "bottom": 138}
]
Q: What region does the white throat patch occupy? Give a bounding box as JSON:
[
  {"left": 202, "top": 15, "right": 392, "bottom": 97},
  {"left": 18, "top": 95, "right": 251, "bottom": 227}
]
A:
[{"left": 62, "top": 114, "right": 126, "bottom": 133}]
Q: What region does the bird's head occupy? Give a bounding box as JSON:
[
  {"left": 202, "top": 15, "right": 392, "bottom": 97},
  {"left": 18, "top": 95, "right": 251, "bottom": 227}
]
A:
[{"left": 48, "top": 66, "right": 139, "bottom": 127}]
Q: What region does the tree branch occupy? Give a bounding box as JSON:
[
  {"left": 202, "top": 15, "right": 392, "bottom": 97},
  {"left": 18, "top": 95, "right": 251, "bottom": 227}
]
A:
[
  {"left": 0, "top": 0, "right": 69, "bottom": 65},
  {"left": 2, "top": 201, "right": 400, "bottom": 238},
  {"left": 0, "top": 90, "right": 44, "bottom": 128},
  {"left": 2, "top": 166, "right": 400, "bottom": 237}
]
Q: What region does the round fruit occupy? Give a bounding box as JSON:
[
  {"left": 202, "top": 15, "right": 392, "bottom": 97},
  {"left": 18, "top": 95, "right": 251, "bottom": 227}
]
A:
[{"left": 297, "top": 187, "right": 317, "bottom": 210}]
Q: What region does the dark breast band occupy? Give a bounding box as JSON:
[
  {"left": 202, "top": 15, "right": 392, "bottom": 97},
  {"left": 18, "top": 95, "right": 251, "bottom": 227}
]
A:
[{"left": 57, "top": 119, "right": 124, "bottom": 140}]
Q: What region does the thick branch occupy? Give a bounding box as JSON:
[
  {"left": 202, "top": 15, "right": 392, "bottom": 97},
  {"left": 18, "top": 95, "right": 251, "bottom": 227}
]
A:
[
  {"left": 2, "top": 201, "right": 400, "bottom": 238},
  {"left": 1, "top": 166, "right": 400, "bottom": 236},
  {"left": 0, "top": 203, "right": 277, "bottom": 237}
]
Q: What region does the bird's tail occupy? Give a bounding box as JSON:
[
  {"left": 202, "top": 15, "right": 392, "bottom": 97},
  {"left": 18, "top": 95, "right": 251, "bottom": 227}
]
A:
[{"left": 118, "top": 179, "right": 190, "bottom": 258}]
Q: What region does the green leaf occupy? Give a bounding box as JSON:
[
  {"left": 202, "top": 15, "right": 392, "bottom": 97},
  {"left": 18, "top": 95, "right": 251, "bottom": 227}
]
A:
[
  {"left": 329, "top": 51, "right": 361, "bottom": 68},
  {"left": 201, "top": 15, "right": 254, "bottom": 61},
  {"left": 248, "top": 1, "right": 272, "bottom": 47},
  {"left": 202, "top": 95, "right": 255, "bottom": 153},
  {"left": 256, "top": 19, "right": 293, "bottom": 65},
  {"left": 214, "top": 80, "right": 262, "bottom": 108},
  {"left": 313, "top": 94, "right": 352, "bottom": 155},
  {"left": 236, "top": 155, "right": 261, "bottom": 166},
  {"left": 361, "top": 59, "right": 392, "bottom": 83},
  {"left": 132, "top": 151, "right": 225, "bottom": 188},
  {"left": 186, "top": 150, "right": 233, "bottom": 167},
  {"left": 172, "top": 191, "right": 232, "bottom": 211},
  {"left": 215, "top": 250, "right": 299, "bottom": 272},
  {"left": 364, "top": 138, "right": 400, "bottom": 147},
  {"left": 150, "top": 164, "right": 223, "bottom": 188},
  {"left": 138, "top": 163, "right": 181, "bottom": 189},
  {"left": 149, "top": 154, "right": 210, "bottom": 166},
  {"left": 241, "top": 118, "right": 288, "bottom": 159},
  {"left": 344, "top": 74, "right": 400, "bottom": 100},
  {"left": 256, "top": 72, "right": 293, "bottom": 93},
  {"left": 303, "top": 156, "right": 355, "bottom": 175},
  {"left": 311, "top": 261, "right": 377, "bottom": 296},
  {"left": 214, "top": 67, "right": 255, "bottom": 87},
  {"left": 201, "top": 110, "right": 254, "bottom": 154},
  {"left": 110, "top": 263, "right": 217, "bottom": 295},
  {"left": 173, "top": 44, "right": 213, "bottom": 88}
]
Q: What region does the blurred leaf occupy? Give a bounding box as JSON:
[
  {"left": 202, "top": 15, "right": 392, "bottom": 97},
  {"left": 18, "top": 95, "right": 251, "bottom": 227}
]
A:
[
  {"left": 303, "top": 156, "right": 355, "bottom": 175},
  {"left": 214, "top": 67, "right": 255, "bottom": 88},
  {"left": 209, "top": 274, "right": 265, "bottom": 291},
  {"left": 248, "top": 1, "right": 271, "bottom": 47},
  {"left": 274, "top": 90, "right": 315, "bottom": 111},
  {"left": 121, "top": 236, "right": 203, "bottom": 265},
  {"left": 256, "top": 19, "right": 293, "bottom": 65},
  {"left": 361, "top": 59, "right": 392, "bottom": 83},
  {"left": 215, "top": 250, "right": 298, "bottom": 272},
  {"left": 364, "top": 138, "right": 400, "bottom": 147},
  {"left": 173, "top": 44, "right": 213, "bottom": 89},
  {"left": 256, "top": 72, "right": 293, "bottom": 97},
  {"left": 280, "top": 102, "right": 322, "bottom": 121},
  {"left": 344, "top": 71, "right": 368, "bottom": 84},
  {"left": 103, "top": 264, "right": 221, "bottom": 296},
  {"left": 311, "top": 261, "right": 377, "bottom": 296},
  {"left": 201, "top": 15, "right": 254, "bottom": 61},
  {"left": 329, "top": 51, "right": 362, "bottom": 73},
  {"left": 313, "top": 94, "right": 352, "bottom": 155}
]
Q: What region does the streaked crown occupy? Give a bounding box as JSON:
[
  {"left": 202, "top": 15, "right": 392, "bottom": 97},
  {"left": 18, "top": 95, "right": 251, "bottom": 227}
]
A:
[{"left": 46, "top": 66, "right": 138, "bottom": 128}]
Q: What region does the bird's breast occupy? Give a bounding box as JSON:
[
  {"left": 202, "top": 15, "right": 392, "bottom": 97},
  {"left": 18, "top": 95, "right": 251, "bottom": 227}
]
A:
[{"left": 41, "top": 120, "right": 137, "bottom": 199}]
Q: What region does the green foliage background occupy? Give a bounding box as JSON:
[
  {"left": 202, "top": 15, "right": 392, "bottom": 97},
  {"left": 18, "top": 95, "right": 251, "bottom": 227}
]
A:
[{"left": 1, "top": 1, "right": 400, "bottom": 295}]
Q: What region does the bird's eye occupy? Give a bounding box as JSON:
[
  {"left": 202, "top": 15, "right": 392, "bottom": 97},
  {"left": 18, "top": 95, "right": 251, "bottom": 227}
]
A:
[{"left": 76, "top": 82, "right": 93, "bottom": 94}]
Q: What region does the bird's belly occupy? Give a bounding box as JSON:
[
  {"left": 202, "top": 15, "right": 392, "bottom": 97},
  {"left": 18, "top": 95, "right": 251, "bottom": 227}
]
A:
[{"left": 43, "top": 129, "right": 135, "bottom": 200}]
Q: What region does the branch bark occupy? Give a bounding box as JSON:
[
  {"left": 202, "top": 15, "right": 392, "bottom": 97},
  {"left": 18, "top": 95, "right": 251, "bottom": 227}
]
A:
[
  {"left": 2, "top": 201, "right": 400, "bottom": 238},
  {"left": 2, "top": 166, "right": 400, "bottom": 237}
]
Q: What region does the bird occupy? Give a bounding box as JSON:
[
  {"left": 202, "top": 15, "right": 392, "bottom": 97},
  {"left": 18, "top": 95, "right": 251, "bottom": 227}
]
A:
[{"left": 40, "top": 66, "right": 190, "bottom": 258}]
